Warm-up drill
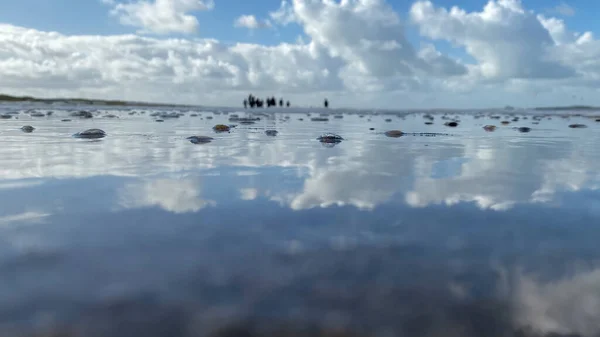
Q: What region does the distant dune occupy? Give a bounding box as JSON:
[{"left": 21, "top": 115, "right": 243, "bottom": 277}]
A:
[
  {"left": 534, "top": 105, "right": 600, "bottom": 111},
  {"left": 0, "top": 93, "right": 189, "bottom": 108}
]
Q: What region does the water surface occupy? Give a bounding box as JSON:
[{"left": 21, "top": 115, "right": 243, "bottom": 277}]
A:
[{"left": 1, "top": 103, "right": 600, "bottom": 336}]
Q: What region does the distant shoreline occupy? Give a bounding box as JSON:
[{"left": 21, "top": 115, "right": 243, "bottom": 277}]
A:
[
  {"left": 533, "top": 105, "right": 600, "bottom": 111},
  {"left": 0, "top": 94, "right": 191, "bottom": 108},
  {"left": 2, "top": 93, "right": 600, "bottom": 111}
]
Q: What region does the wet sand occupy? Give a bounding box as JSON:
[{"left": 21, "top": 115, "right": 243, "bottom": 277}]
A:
[{"left": 1, "top": 103, "right": 599, "bottom": 337}]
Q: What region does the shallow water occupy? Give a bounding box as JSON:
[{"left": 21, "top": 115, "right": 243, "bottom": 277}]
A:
[{"left": 1, "top": 103, "right": 600, "bottom": 336}]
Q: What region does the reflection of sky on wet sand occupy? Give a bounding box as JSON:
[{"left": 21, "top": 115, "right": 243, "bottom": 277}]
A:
[
  {"left": 118, "top": 176, "right": 216, "bottom": 213},
  {"left": 514, "top": 267, "right": 600, "bottom": 336},
  {"left": 1, "top": 106, "right": 600, "bottom": 336},
  {"left": 1, "top": 108, "right": 599, "bottom": 212}
]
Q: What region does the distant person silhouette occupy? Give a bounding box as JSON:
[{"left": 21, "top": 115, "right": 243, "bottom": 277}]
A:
[{"left": 324, "top": 98, "right": 329, "bottom": 108}]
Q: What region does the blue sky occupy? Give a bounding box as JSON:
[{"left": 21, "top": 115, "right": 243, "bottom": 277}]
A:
[
  {"left": 0, "top": 0, "right": 585, "bottom": 47},
  {"left": 0, "top": 0, "right": 599, "bottom": 109},
  {"left": 0, "top": 0, "right": 299, "bottom": 42}
]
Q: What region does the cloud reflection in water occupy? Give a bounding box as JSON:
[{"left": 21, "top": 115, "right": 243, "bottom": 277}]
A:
[
  {"left": 119, "top": 177, "right": 216, "bottom": 213},
  {"left": 0, "top": 111, "right": 599, "bottom": 212},
  {"left": 1, "top": 109, "right": 600, "bottom": 336}
]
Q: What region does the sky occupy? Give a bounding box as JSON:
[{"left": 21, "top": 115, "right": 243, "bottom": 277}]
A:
[{"left": 0, "top": 0, "right": 599, "bottom": 109}]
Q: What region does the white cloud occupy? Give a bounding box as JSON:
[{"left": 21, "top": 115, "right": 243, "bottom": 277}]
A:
[
  {"left": 537, "top": 15, "right": 576, "bottom": 45},
  {"left": 402, "top": 0, "right": 600, "bottom": 106},
  {"left": 293, "top": 0, "right": 465, "bottom": 79},
  {"left": 418, "top": 43, "right": 467, "bottom": 76},
  {"left": 3, "top": 0, "right": 600, "bottom": 107},
  {"left": 106, "top": 0, "right": 215, "bottom": 35},
  {"left": 547, "top": 2, "right": 576, "bottom": 17},
  {"left": 0, "top": 24, "right": 343, "bottom": 104},
  {"left": 234, "top": 15, "right": 272, "bottom": 30},
  {"left": 269, "top": 0, "right": 297, "bottom": 26},
  {"left": 0, "top": 5, "right": 464, "bottom": 107},
  {"left": 410, "top": 0, "right": 575, "bottom": 80}
]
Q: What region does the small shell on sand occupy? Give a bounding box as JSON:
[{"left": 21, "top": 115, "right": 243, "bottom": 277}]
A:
[
  {"left": 569, "top": 124, "right": 587, "bottom": 128},
  {"left": 213, "top": 124, "right": 231, "bottom": 132},
  {"left": 21, "top": 125, "right": 35, "bottom": 133},
  {"left": 517, "top": 127, "right": 531, "bottom": 133},
  {"left": 187, "top": 136, "right": 214, "bottom": 144},
  {"left": 70, "top": 110, "right": 93, "bottom": 118},
  {"left": 384, "top": 130, "right": 404, "bottom": 138},
  {"left": 317, "top": 133, "right": 343, "bottom": 143}
]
